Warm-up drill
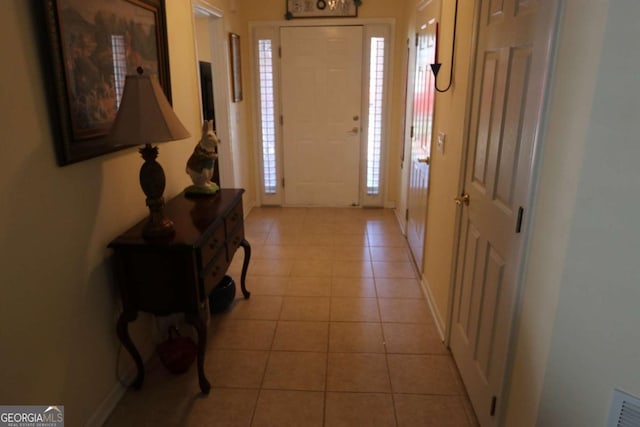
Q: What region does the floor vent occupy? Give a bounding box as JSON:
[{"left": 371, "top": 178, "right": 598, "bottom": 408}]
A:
[{"left": 608, "top": 389, "right": 640, "bottom": 427}]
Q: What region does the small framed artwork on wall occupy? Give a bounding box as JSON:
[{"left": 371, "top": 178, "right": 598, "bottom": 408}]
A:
[{"left": 229, "top": 33, "right": 243, "bottom": 103}]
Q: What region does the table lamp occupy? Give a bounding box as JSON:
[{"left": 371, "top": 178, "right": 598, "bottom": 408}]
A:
[{"left": 109, "top": 68, "right": 191, "bottom": 239}]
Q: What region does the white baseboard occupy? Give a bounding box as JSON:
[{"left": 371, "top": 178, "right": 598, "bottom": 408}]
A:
[
  {"left": 243, "top": 197, "right": 257, "bottom": 218},
  {"left": 85, "top": 345, "right": 154, "bottom": 427},
  {"left": 393, "top": 208, "right": 407, "bottom": 235},
  {"left": 419, "top": 276, "right": 447, "bottom": 341}
]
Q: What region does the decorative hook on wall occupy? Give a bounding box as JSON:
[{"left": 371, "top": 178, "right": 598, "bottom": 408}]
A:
[{"left": 430, "top": 0, "right": 459, "bottom": 93}]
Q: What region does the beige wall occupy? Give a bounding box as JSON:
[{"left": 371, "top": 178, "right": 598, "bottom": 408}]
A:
[
  {"left": 423, "top": 0, "right": 476, "bottom": 329},
  {"left": 225, "top": 1, "right": 258, "bottom": 205},
  {"left": 0, "top": 1, "right": 248, "bottom": 425},
  {"left": 195, "top": 16, "right": 214, "bottom": 63},
  {"left": 402, "top": 0, "right": 477, "bottom": 329}
]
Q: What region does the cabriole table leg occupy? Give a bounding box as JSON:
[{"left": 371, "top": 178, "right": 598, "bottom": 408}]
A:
[
  {"left": 116, "top": 312, "right": 144, "bottom": 389},
  {"left": 186, "top": 314, "right": 211, "bottom": 394},
  {"left": 239, "top": 238, "right": 251, "bottom": 298}
]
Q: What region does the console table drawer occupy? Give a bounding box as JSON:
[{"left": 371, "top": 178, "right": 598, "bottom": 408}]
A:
[
  {"left": 202, "top": 247, "right": 227, "bottom": 297},
  {"left": 225, "top": 199, "right": 243, "bottom": 234},
  {"left": 200, "top": 224, "right": 225, "bottom": 269},
  {"left": 227, "top": 222, "right": 245, "bottom": 260}
]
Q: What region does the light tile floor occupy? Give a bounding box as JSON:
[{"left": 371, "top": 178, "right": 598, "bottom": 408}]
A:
[{"left": 105, "top": 207, "right": 479, "bottom": 426}]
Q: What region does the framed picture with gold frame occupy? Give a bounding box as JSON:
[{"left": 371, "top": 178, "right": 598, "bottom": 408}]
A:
[
  {"left": 41, "top": 0, "right": 172, "bottom": 165},
  {"left": 229, "top": 33, "right": 243, "bottom": 102},
  {"left": 285, "top": 0, "right": 358, "bottom": 19}
]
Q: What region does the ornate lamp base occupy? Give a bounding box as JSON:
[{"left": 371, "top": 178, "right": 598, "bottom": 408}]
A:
[
  {"left": 142, "top": 197, "right": 174, "bottom": 238},
  {"left": 139, "top": 144, "right": 174, "bottom": 239}
]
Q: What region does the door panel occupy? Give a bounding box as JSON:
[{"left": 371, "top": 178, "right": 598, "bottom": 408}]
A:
[
  {"left": 472, "top": 53, "right": 498, "bottom": 188},
  {"left": 457, "top": 221, "right": 481, "bottom": 337},
  {"left": 280, "top": 26, "right": 363, "bottom": 206},
  {"left": 450, "top": 1, "right": 558, "bottom": 425},
  {"left": 495, "top": 47, "right": 532, "bottom": 207}
]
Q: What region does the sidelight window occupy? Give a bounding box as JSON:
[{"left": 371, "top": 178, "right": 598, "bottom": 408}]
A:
[
  {"left": 366, "top": 37, "right": 385, "bottom": 196},
  {"left": 258, "top": 39, "right": 277, "bottom": 195}
]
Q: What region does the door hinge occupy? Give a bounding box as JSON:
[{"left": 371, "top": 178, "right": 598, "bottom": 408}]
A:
[
  {"left": 490, "top": 396, "right": 497, "bottom": 416},
  {"left": 278, "top": 46, "right": 282, "bottom": 58},
  {"left": 405, "top": 209, "right": 409, "bottom": 221},
  {"left": 410, "top": 125, "right": 414, "bottom": 139},
  {"left": 516, "top": 206, "right": 524, "bottom": 233},
  {"left": 280, "top": 115, "right": 284, "bottom": 126},
  {"left": 415, "top": 33, "right": 419, "bottom": 47},
  {"left": 282, "top": 177, "right": 285, "bottom": 188}
]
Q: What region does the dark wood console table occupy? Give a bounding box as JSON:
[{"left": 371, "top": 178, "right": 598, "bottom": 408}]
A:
[{"left": 109, "top": 189, "right": 251, "bottom": 394}]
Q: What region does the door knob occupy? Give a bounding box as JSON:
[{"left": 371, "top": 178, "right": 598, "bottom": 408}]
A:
[
  {"left": 417, "top": 157, "right": 430, "bottom": 164},
  {"left": 347, "top": 127, "right": 359, "bottom": 135},
  {"left": 455, "top": 193, "right": 470, "bottom": 206}
]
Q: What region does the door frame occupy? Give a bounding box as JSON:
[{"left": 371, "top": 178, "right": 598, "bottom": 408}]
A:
[
  {"left": 249, "top": 18, "right": 395, "bottom": 207},
  {"left": 191, "top": 0, "right": 235, "bottom": 188},
  {"left": 445, "top": 0, "right": 563, "bottom": 423}
]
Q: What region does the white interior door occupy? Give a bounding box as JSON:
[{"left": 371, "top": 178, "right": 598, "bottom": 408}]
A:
[
  {"left": 280, "top": 26, "right": 363, "bottom": 206},
  {"left": 450, "top": 1, "right": 558, "bottom": 425},
  {"left": 407, "top": 18, "right": 437, "bottom": 269}
]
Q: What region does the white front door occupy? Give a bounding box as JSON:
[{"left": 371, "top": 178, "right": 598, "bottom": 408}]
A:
[
  {"left": 407, "top": 18, "right": 437, "bottom": 269},
  {"left": 450, "top": 1, "right": 559, "bottom": 425},
  {"left": 280, "top": 26, "right": 363, "bottom": 206}
]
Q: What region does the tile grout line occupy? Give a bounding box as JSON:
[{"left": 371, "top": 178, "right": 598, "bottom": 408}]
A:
[
  {"left": 368, "top": 228, "right": 402, "bottom": 427},
  {"left": 248, "top": 218, "right": 279, "bottom": 427},
  {"left": 323, "top": 234, "right": 338, "bottom": 427}
]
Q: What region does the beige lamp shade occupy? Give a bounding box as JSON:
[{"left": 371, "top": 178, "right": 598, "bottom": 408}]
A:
[
  {"left": 107, "top": 70, "right": 191, "bottom": 239},
  {"left": 109, "top": 72, "right": 190, "bottom": 146}
]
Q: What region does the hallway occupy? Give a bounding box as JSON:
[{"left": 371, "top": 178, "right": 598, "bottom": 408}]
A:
[{"left": 106, "top": 207, "right": 478, "bottom": 426}]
